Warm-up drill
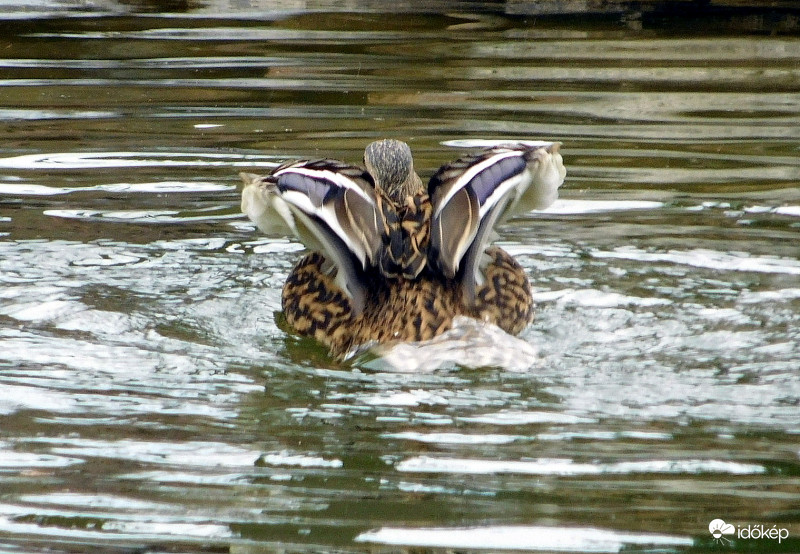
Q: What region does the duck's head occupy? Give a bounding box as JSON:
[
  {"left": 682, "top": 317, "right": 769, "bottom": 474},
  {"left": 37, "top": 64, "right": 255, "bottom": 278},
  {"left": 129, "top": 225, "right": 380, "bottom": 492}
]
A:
[{"left": 364, "top": 139, "right": 423, "bottom": 202}]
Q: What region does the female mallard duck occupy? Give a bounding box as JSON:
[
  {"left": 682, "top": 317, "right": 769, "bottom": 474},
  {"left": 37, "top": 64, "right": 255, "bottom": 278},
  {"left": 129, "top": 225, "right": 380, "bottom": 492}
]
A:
[{"left": 240, "top": 139, "right": 566, "bottom": 359}]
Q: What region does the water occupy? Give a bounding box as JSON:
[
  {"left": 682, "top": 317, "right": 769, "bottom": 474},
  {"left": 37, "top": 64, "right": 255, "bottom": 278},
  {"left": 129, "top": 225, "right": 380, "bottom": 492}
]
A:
[{"left": 1, "top": 3, "right": 799, "bottom": 552}]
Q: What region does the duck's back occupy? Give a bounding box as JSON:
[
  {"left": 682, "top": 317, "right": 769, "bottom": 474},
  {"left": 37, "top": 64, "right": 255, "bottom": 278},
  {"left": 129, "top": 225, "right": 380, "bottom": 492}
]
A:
[
  {"left": 376, "top": 191, "right": 432, "bottom": 280},
  {"left": 282, "top": 245, "right": 532, "bottom": 358}
]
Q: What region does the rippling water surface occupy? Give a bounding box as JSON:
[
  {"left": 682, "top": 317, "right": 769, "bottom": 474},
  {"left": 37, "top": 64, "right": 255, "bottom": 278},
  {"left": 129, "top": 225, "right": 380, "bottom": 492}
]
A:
[{"left": 1, "top": 2, "right": 799, "bottom": 552}]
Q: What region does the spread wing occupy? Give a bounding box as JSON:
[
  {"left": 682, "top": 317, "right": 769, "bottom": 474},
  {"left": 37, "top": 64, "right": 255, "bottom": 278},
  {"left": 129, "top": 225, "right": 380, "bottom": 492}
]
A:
[
  {"left": 240, "top": 159, "right": 381, "bottom": 314},
  {"left": 428, "top": 142, "right": 566, "bottom": 300}
]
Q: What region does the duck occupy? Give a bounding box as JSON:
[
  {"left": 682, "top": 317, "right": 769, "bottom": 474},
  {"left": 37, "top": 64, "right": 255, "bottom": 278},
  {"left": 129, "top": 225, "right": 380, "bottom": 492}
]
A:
[{"left": 240, "top": 139, "right": 566, "bottom": 359}]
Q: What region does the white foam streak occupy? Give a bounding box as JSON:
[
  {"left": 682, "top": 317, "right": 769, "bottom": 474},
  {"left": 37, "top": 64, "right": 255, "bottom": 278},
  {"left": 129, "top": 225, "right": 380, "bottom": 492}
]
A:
[
  {"left": 536, "top": 289, "right": 671, "bottom": 307},
  {"left": 0, "top": 181, "right": 233, "bottom": 196},
  {"left": 41, "top": 439, "right": 260, "bottom": 468},
  {"left": 441, "top": 139, "right": 559, "bottom": 149},
  {"left": 542, "top": 199, "right": 664, "bottom": 214},
  {"left": 459, "top": 411, "right": 594, "bottom": 425},
  {"left": 259, "top": 450, "right": 343, "bottom": 468},
  {"left": 396, "top": 456, "right": 766, "bottom": 476},
  {"left": 43, "top": 209, "right": 242, "bottom": 224},
  {"left": 592, "top": 247, "right": 800, "bottom": 275},
  {"left": 384, "top": 432, "right": 523, "bottom": 445},
  {"left": 738, "top": 288, "right": 800, "bottom": 304},
  {"left": 0, "top": 151, "right": 273, "bottom": 170},
  {"left": 0, "top": 447, "right": 82, "bottom": 469},
  {"left": 0, "top": 510, "right": 232, "bottom": 542},
  {"left": 364, "top": 390, "right": 449, "bottom": 407},
  {"left": 356, "top": 524, "right": 693, "bottom": 552}
]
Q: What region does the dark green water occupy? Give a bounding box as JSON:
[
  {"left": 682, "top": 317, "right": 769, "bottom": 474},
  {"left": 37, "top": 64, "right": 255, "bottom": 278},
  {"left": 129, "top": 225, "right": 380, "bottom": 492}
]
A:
[{"left": 0, "top": 3, "right": 799, "bottom": 553}]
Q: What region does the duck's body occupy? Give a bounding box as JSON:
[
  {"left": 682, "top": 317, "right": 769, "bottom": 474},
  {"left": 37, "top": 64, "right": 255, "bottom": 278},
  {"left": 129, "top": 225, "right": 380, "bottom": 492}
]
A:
[
  {"left": 282, "top": 246, "right": 532, "bottom": 357},
  {"left": 241, "top": 139, "right": 565, "bottom": 359}
]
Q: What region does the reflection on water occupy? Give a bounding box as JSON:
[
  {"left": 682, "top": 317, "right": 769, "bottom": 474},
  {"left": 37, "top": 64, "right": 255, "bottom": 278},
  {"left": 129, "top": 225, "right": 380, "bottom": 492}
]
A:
[
  {"left": 1, "top": 2, "right": 799, "bottom": 553},
  {"left": 355, "top": 525, "right": 695, "bottom": 551}
]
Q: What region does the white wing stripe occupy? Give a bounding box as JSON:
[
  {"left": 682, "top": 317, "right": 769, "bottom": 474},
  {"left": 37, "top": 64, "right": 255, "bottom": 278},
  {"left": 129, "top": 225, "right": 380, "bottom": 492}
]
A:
[
  {"left": 433, "top": 150, "right": 523, "bottom": 217},
  {"left": 477, "top": 171, "right": 529, "bottom": 219},
  {"left": 274, "top": 167, "right": 374, "bottom": 203},
  {"left": 281, "top": 189, "right": 370, "bottom": 267}
]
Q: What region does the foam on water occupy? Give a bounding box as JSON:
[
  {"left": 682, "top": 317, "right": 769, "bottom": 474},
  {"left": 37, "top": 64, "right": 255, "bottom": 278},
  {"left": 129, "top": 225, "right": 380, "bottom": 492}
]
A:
[
  {"left": 0, "top": 151, "right": 273, "bottom": 170},
  {"left": 356, "top": 525, "right": 694, "bottom": 551},
  {"left": 38, "top": 439, "right": 261, "bottom": 467},
  {"left": 258, "top": 451, "right": 344, "bottom": 468},
  {"left": 43, "top": 208, "right": 242, "bottom": 224},
  {"left": 590, "top": 247, "right": 800, "bottom": 275},
  {"left": 363, "top": 316, "right": 539, "bottom": 372},
  {"left": 395, "top": 456, "right": 767, "bottom": 476},
  {"left": 0, "top": 181, "right": 233, "bottom": 196},
  {"left": 542, "top": 199, "right": 665, "bottom": 214}
]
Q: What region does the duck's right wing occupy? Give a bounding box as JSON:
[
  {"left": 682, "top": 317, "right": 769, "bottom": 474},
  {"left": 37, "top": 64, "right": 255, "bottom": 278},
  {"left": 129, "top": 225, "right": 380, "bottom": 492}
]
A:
[{"left": 240, "top": 159, "right": 381, "bottom": 314}]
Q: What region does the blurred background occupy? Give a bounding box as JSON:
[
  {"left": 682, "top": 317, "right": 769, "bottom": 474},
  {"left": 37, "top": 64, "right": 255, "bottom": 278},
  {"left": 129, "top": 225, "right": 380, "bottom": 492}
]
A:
[{"left": 0, "top": 1, "right": 799, "bottom": 552}]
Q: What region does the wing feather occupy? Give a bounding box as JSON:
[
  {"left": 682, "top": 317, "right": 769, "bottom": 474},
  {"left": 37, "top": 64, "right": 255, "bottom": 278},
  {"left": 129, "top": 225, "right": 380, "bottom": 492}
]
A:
[
  {"left": 239, "top": 160, "right": 381, "bottom": 315},
  {"left": 430, "top": 187, "right": 479, "bottom": 279},
  {"left": 273, "top": 160, "right": 380, "bottom": 269},
  {"left": 428, "top": 142, "right": 566, "bottom": 299},
  {"left": 240, "top": 172, "right": 296, "bottom": 237}
]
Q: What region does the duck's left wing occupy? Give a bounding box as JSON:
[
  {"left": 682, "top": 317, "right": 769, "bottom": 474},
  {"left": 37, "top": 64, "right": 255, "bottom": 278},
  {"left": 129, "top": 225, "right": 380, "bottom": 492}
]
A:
[
  {"left": 428, "top": 142, "right": 566, "bottom": 298},
  {"left": 240, "top": 159, "right": 381, "bottom": 314}
]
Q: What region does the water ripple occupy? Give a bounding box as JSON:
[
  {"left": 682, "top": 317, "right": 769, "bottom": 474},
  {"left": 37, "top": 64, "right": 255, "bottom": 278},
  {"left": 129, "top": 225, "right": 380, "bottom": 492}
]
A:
[
  {"left": 1, "top": 7, "right": 799, "bottom": 553},
  {"left": 0, "top": 151, "right": 273, "bottom": 170},
  {"left": 395, "top": 456, "right": 767, "bottom": 476}
]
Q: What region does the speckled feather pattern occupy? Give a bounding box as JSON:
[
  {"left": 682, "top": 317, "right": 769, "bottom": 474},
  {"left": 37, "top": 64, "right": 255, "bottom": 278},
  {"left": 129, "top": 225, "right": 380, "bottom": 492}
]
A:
[
  {"left": 375, "top": 190, "right": 432, "bottom": 279},
  {"left": 282, "top": 246, "right": 533, "bottom": 358},
  {"left": 243, "top": 140, "right": 564, "bottom": 359}
]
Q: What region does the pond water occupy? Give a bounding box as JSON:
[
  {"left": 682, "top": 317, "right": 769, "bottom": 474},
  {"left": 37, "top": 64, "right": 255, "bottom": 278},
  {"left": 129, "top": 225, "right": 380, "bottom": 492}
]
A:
[{"left": 1, "top": 2, "right": 799, "bottom": 553}]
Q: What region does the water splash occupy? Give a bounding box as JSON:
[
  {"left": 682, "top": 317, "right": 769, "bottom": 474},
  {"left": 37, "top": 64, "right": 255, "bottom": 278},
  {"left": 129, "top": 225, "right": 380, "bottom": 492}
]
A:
[{"left": 362, "top": 316, "right": 539, "bottom": 372}]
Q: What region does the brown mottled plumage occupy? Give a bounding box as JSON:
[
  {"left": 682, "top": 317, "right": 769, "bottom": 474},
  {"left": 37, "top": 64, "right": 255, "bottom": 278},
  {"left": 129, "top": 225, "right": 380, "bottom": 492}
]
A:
[
  {"left": 240, "top": 139, "right": 566, "bottom": 359},
  {"left": 375, "top": 190, "right": 432, "bottom": 279},
  {"left": 281, "top": 246, "right": 532, "bottom": 357}
]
